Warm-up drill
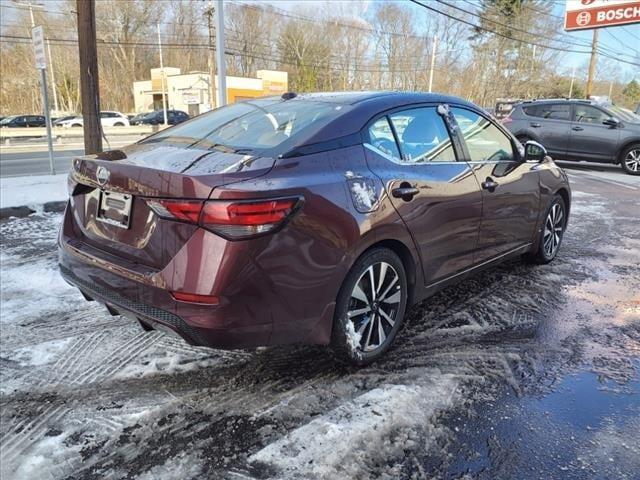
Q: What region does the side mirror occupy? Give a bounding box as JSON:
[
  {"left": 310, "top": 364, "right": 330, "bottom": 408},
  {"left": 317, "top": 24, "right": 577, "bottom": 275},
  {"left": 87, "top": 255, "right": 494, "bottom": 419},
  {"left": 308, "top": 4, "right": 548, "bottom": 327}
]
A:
[
  {"left": 603, "top": 117, "right": 620, "bottom": 127},
  {"left": 524, "top": 140, "right": 547, "bottom": 162}
]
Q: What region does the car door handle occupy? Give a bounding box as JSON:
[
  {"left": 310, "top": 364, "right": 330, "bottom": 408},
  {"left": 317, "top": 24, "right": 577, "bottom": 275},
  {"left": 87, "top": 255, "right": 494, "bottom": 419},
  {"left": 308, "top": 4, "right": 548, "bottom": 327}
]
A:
[
  {"left": 572, "top": 126, "right": 584, "bottom": 131},
  {"left": 392, "top": 184, "right": 419, "bottom": 201},
  {"left": 530, "top": 122, "right": 541, "bottom": 127},
  {"left": 481, "top": 178, "right": 499, "bottom": 192}
]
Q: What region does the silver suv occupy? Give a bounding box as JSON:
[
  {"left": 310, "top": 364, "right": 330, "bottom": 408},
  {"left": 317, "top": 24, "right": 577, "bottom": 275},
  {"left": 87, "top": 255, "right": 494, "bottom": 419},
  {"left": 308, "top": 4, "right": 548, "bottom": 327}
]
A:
[{"left": 504, "top": 99, "right": 640, "bottom": 175}]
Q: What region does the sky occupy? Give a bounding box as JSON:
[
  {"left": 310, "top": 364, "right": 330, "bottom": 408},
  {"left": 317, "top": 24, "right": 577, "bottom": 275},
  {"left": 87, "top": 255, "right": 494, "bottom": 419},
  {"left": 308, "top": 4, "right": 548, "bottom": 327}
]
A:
[
  {"left": 2, "top": 0, "right": 639, "bottom": 82},
  {"left": 244, "top": 0, "right": 640, "bottom": 82}
]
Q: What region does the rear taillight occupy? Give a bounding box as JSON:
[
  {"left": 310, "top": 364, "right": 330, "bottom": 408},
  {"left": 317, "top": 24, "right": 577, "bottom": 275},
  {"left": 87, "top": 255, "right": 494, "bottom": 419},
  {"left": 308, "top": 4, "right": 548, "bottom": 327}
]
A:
[
  {"left": 146, "top": 197, "right": 302, "bottom": 240},
  {"left": 501, "top": 116, "right": 513, "bottom": 125}
]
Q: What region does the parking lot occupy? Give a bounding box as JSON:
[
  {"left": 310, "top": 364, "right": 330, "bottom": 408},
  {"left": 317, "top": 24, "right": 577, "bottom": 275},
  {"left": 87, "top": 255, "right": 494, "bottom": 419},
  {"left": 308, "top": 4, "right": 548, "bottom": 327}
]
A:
[{"left": 0, "top": 162, "right": 638, "bottom": 479}]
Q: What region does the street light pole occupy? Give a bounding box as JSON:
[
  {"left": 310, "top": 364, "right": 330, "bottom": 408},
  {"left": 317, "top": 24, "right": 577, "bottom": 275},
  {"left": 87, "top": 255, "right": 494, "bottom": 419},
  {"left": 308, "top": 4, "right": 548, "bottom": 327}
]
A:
[
  {"left": 215, "top": 0, "right": 227, "bottom": 107},
  {"left": 47, "top": 39, "right": 59, "bottom": 114},
  {"left": 428, "top": 36, "right": 437, "bottom": 93},
  {"left": 157, "top": 23, "right": 168, "bottom": 126},
  {"left": 586, "top": 29, "right": 599, "bottom": 98}
]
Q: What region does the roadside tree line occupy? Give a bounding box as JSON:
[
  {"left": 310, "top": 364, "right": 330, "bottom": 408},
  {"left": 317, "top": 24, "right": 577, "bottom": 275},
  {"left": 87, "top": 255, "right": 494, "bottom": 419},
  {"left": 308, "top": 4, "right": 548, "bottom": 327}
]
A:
[{"left": 0, "top": 0, "right": 638, "bottom": 116}]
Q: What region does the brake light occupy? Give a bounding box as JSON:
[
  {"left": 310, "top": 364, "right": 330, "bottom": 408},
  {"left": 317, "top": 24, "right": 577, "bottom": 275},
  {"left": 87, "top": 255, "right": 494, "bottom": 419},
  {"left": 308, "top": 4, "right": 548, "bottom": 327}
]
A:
[
  {"left": 146, "top": 197, "right": 302, "bottom": 239},
  {"left": 501, "top": 116, "right": 513, "bottom": 125},
  {"left": 147, "top": 199, "right": 202, "bottom": 222}
]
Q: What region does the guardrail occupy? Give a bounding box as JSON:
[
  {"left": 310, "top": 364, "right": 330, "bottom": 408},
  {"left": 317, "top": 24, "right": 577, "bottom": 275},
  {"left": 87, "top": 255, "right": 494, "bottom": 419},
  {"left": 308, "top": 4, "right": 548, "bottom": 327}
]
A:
[{"left": 0, "top": 125, "right": 169, "bottom": 145}]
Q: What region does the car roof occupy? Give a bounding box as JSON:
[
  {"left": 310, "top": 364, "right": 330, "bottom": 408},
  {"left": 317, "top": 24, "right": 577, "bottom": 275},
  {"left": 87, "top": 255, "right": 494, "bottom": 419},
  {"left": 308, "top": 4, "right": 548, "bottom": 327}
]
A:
[{"left": 264, "top": 91, "right": 478, "bottom": 147}]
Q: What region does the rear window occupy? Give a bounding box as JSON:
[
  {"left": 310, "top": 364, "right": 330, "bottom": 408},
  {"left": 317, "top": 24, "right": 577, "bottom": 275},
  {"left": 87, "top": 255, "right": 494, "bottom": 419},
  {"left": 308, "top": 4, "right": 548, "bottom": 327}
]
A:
[
  {"left": 143, "top": 99, "right": 348, "bottom": 154},
  {"left": 523, "top": 104, "right": 570, "bottom": 121}
]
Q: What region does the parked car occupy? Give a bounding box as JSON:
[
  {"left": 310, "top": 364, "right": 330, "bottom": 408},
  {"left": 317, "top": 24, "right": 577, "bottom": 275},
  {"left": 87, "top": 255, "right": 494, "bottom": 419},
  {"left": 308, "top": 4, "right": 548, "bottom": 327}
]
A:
[
  {"left": 504, "top": 99, "right": 640, "bottom": 175},
  {"left": 59, "top": 92, "right": 570, "bottom": 365},
  {"left": 0, "top": 115, "right": 46, "bottom": 128},
  {"left": 53, "top": 115, "right": 79, "bottom": 126},
  {"left": 130, "top": 109, "right": 189, "bottom": 125},
  {"left": 57, "top": 111, "right": 130, "bottom": 128}
]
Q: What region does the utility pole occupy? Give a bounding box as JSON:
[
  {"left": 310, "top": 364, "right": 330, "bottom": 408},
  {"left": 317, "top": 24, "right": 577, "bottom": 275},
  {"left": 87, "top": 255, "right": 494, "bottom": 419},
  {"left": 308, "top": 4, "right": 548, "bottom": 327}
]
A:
[
  {"left": 215, "top": 0, "right": 227, "bottom": 107},
  {"left": 569, "top": 67, "right": 575, "bottom": 98},
  {"left": 586, "top": 29, "right": 599, "bottom": 99},
  {"left": 157, "top": 23, "right": 168, "bottom": 125},
  {"left": 608, "top": 80, "right": 613, "bottom": 100},
  {"left": 206, "top": 0, "right": 216, "bottom": 110},
  {"left": 76, "top": 0, "right": 102, "bottom": 154},
  {"left": 428, "top": 35, "right": 437, "bottom": 93},
  {"left": 47, "top": 39, "right": 59, "bottom": 114}
]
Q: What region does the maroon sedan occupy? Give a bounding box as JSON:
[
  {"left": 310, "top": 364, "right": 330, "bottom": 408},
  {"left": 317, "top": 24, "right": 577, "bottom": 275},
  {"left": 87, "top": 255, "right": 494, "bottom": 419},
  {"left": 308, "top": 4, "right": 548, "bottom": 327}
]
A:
[{"left": 59, "top": 92, "right": 570, "bottom": 365}]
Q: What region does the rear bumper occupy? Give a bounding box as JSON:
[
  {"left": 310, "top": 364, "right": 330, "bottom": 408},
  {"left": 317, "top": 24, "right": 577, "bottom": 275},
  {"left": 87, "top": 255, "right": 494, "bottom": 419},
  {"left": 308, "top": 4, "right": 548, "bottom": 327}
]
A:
[{"left": 58, "top": 201, "right": 336, "bottom": 349}]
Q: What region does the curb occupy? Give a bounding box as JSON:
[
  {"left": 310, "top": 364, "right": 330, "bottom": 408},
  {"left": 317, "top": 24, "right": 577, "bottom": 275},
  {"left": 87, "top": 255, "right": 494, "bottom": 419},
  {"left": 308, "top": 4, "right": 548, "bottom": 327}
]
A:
[{"left": 0, "top": 201, "right": 66, "bottom": 220}]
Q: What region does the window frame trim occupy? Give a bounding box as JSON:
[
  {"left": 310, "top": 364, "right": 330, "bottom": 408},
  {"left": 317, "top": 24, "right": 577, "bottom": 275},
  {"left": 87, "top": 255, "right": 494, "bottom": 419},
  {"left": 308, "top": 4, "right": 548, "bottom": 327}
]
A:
[
  {"left": 362, "top": 103, "right": 462, "bottom": 166},
  {"left": 449, "top": 105, "right": 521, "bottom": 164},
  {"left": 523, "top": 102, "right": 572, "bottom": 123}
]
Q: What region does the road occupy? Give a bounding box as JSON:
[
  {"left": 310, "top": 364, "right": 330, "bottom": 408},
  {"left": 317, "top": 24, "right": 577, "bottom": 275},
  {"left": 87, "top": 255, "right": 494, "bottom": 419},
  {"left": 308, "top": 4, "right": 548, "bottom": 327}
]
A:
[
  {"left": 0, "top": 138, "right": 138, "bottom": 177},
  {"left": 0, "top": 170, "right": 638, "bottom": 479}
]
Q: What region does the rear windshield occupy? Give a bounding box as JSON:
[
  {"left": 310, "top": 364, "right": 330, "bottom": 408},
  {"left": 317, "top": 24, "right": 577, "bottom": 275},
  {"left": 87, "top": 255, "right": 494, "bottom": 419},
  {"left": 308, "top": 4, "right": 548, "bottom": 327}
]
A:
[{"left": 141, "top": 98, "right": 348, "bottom": 154}]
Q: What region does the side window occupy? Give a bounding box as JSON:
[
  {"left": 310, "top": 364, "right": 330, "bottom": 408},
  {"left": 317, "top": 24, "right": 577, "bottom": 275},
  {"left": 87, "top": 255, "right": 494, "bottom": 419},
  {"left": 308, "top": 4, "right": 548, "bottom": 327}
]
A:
[
  {"left": 574, "top": 105, "right": 608, "bottom": 124},
  {"left": 367, "top": 116, "right": 401, "bottom": 160},
  {"left": 524, "top": 104, "right": 570, "bottom": 120},
  {"left": 452, "top": 108, "right": 515, "bottom": 162},
  {"left": 388, "top": 107, "right": 456, "bottom": 163}
]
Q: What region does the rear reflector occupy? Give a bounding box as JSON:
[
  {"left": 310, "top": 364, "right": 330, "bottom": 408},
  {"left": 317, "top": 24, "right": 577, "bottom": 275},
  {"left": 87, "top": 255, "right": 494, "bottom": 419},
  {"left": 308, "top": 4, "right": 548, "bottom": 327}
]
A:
[
  {"left": 146, "top": 197, "right": 302, "bottom": 239},
  {"left": 171, "top": 291, "right": 220, "bottom": 305}
]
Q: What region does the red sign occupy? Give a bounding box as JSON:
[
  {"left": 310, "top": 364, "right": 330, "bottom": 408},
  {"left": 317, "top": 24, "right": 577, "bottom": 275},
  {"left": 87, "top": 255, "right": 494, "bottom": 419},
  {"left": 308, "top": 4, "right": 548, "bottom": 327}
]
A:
[{"left": 565, "top": 0, "right": 640, "bottom": 30}]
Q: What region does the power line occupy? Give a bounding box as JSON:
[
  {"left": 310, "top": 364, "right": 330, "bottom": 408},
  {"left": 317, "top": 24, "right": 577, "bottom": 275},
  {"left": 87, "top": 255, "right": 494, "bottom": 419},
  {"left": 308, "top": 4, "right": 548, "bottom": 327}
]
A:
[
  {"left": 0, "top": 34, "right": 453, "bottom": 74},
  {"left": 409, "top": 0, "right": 640, "bottom": 67},
  {"left": 441, "top": 0, "right": 638, "bottom": 61}
]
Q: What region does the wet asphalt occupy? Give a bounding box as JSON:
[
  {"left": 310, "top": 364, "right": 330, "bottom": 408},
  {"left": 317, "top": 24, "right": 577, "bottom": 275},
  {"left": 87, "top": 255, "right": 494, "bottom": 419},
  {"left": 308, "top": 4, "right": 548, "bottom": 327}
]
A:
[{"left": 0, "top": 163, "right": 638, "bottom": 479}]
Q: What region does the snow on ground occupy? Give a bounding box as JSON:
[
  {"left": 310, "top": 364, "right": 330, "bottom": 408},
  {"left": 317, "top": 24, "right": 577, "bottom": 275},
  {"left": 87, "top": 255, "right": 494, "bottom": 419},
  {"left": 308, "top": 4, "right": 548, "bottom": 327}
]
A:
[
  {"left": 250, "top": 379, "right": 458, "bottom": 479},
  {"left": 0, "top": 173, "right": 68, "bottom": 209},
  {"left": 0, "top": 171, "right": 638, "bottom": 479}
]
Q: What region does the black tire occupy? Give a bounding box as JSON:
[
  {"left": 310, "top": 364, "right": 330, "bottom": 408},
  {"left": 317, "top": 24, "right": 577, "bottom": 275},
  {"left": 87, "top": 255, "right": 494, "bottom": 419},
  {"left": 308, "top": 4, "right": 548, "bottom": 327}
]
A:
[
  {"left": 113, "top": 122, "right": 125, "bottom": 127},
  {"left": 330, "top": 248, "right": 408, "bottom": 366},
  {"left": 71, "top": 123, "right": 82, "bottom": 128},
  {"left": 620, "top": 144, "right": 640, "bottom": 175},
  {"left": 525, "top": 194, "right": 567, "bottom": 264}
]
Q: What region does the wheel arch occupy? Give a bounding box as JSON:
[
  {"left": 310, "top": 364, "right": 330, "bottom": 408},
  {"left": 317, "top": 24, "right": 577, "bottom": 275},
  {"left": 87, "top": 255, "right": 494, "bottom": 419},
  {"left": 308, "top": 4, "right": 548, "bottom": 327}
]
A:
[
  {"left": 615, "top": 138, "right": 640, "bottom": 165},
  {"left": 555, "top": 186, "right": 571, "bottom": 218},
  {"left": 358, "top": 238, "right": 419, "bottom": 306}
]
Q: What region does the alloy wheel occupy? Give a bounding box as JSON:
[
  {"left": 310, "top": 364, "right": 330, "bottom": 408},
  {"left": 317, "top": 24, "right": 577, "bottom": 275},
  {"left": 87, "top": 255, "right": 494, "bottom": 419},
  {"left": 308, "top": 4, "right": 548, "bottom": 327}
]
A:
[
  {"left": 347, "top": 262, "right": 402, "bottom": 352},
  {"left": 624, "top": 149, "right": 640, "bottom": 173},
  {"left": 543, "top": 202, "right": 564, "bottom": 258}
]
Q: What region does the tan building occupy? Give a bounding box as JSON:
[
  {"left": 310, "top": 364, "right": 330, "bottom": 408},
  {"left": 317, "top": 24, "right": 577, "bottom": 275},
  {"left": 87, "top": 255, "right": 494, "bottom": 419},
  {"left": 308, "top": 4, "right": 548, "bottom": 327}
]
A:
[{"left": 132, "top": 68, "right": 288, "bottom": 116}]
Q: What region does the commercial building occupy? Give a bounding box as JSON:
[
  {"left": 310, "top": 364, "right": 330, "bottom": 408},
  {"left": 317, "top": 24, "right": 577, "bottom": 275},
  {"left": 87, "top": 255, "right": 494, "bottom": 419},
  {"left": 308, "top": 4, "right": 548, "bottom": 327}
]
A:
[{"left": 132, "top": 68, "right": 288, "bottom": 116}]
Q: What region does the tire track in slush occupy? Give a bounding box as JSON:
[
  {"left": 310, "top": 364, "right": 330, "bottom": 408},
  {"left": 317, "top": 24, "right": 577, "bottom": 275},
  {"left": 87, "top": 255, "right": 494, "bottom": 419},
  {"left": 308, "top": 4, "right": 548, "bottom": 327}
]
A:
[
  {"left": 72, "top": 332, "right": 162, "bottom": 385},
  {"left": 40, "top": 330, "right": 111, "bottom": 388},
  {"left": 0, "top": 404, "right": 69, "bottom": 466}
]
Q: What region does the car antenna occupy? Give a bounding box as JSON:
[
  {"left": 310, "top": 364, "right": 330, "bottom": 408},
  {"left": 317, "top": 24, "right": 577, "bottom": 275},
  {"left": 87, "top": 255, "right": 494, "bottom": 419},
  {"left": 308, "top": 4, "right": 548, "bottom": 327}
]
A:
[{"left": 281, "top": 92, "right": 297, "bottom": 100}]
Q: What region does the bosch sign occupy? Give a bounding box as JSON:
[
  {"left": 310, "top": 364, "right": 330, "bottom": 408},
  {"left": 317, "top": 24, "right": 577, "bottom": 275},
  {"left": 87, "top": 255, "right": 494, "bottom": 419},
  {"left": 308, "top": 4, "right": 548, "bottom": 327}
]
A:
[{"left": 565, "top": 0, "right": 640, "bottom": 30}]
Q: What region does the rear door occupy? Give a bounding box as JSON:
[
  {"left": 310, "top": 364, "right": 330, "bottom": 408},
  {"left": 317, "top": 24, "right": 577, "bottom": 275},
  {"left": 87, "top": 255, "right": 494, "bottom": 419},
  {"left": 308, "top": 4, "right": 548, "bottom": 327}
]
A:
[
  {"left": 364, "top": 105, "right": 483, "bottom": 284},
  {"left": 522, "top": 103, "right": 571, "bottom": 158},
  {"left": 567, "top": 104, "right": 620, "bottom": 162},
  {"left": 451, "top": 107, "right": 540, "bottom": 263}
]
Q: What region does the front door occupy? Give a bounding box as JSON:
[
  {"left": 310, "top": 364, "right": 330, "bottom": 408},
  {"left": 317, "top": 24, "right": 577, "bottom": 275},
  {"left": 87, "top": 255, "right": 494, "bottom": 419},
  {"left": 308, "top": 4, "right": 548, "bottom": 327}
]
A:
[
  {"left": 364, "top": 105, "right": 483, "bottom": 284},
  {"left": 450, "top": 107, "right": 540, "bottom": 263},
  {"left": 568, "top": 104, "right": 620, "bottom": 162}
]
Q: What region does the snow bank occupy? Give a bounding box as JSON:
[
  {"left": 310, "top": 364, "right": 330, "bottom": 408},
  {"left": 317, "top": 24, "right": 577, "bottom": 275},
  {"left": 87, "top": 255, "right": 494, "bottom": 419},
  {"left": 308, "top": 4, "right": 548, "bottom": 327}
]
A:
[
  {"left": 250, "top": 377, "right": 459, "bottom": 478},
  {"left": 0, "top": 173, "right": 68, "bottom": 209}
]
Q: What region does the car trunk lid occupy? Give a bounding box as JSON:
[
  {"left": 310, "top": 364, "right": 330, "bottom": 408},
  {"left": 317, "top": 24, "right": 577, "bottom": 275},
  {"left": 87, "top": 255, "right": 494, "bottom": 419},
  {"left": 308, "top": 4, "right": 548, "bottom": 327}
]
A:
[{"left": 67, "top": 143, "right": 275, "bottom": 269}]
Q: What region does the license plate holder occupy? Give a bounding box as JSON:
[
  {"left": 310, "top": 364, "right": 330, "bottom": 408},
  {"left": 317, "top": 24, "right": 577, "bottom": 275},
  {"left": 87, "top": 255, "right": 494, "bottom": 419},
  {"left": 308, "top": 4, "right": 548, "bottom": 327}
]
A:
[{"left": 97, "top": 191, "right": 133, "bottom": 229}]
